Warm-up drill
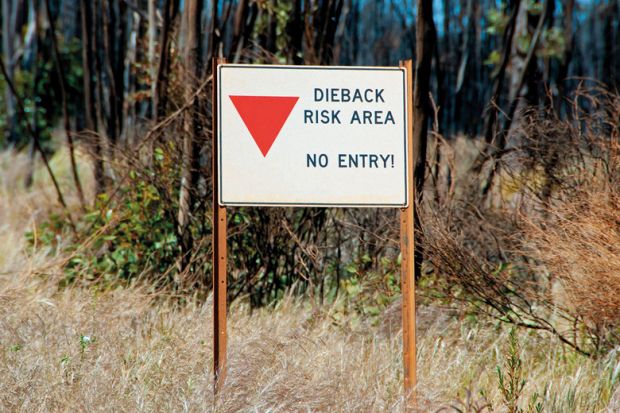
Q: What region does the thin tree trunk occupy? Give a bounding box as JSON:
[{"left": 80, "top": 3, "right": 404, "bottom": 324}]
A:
[
  {"left": 231, "top": 0, "right": 258, "bottom": 63},
  {"left": 153, "top": 0, "right": 178, "bottom": 120},
  {"left": 286, "top": 0, "right": 303, "bottom": 64},
  {"left": 25, "top": 0, "right": 41, "bottom": 189},
  {"left": 229, "top": 0, "right": 248, "bottom": 61},
  {"left": 320, "top": 0, "right": 344, "bottom": 64},
  {"left": 209, "top": 0, "right": 220, "bottom": 61},
  {"left": 45, "top": 0, "right": 85, "bottom": 208},
  {"left": 602, "top": 1, "right": 616, "bottom": 89},
  {"left": 480, "top": 0, "right": 549, "bottom": 198},
  {"left": 79, "top": 0, "right": 104, "bottom": 195},
  {"left": 101, "top": 0, "right": 120, "bottom": 146},
  {"left": 412, "top": 0, "right": 435, "bottom": 280},
  {"left": 556, "top": 0, "right": 574, "bottom": 113},
  {"left": 2, "top": 0, "right": 17, "bottom": 146},
  {"left": 266, "top": 0, "right": 278, "bottom": 53},
  {"left": 500, "top": 0, "right": 549, "bottom": 146},
  {"left": 115, "top": 2, "right": 127, "bottom": 140},
  {"left": 148, "top": 0, "right": 156, "bottom": 112},
  {"left": 454, "top": 0, "right": 473, "bottom": 132},
  {"left": 483, "top": 0, "right": 520, "bottom": 145},
  {"left": 177, "top": 0, "right": 204, "bottom": 271},
  {"left": 123, "top": 5, "right": 139, "bottom": 145},
  {"left": 441, "top": 0, "right": 451, "bottom": 132}
]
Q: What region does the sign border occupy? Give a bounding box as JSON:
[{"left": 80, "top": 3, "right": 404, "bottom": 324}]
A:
[{"left": 217, "top": 64, "right": 409, "bottom": 208}]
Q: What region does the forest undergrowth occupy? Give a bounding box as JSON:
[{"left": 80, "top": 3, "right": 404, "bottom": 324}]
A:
[{"left": 1, "top": 143, "right": 618, "bottom": 412}]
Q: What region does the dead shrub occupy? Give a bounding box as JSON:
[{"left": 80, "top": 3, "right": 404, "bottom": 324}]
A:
[
  {"left": 419, "top": 86, "right": 620, "bottom": 355},
  {"left": 524, "top": 191, "right": 620, "bottom": 331}
]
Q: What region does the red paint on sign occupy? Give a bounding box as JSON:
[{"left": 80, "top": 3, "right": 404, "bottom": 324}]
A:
[{"left": 229, "top": 95, "right": 299, "bottom": 157}]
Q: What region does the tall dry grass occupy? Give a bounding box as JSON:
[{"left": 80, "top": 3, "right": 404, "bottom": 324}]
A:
[{"left": 1, "top": 147, "right": 619, "bottom": 411}]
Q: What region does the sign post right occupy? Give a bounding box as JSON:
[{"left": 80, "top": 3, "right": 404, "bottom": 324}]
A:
[{"left": 399, "top": 59, "right": 416, "bottom": 410}]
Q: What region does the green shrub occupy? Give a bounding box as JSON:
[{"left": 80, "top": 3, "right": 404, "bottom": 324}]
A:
[{"left": 28, "top": 158, "right": 185, "bottom": 288}]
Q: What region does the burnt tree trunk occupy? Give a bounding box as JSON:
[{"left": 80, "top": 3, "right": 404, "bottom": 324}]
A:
[
  {"left": 483, "top": 0, "right": 520, "bottom": 145},
  {"left": 2, "top": 0, "right": 17, "bottom": 145},
  {"left": 286, "top": 0, "right": 303, "bottom": 64},
  {"left": 177, "top": 0, "right": 204, "bottom": 272},
  {"left": 153, "top": 0, "right": 179, "bottom": 121},
  {"left": 79, "top": 0, "right": 104, "bottom": 194},
  {"left": 412, "top": 0, "right": 435, "bottom": 280},
  {"left": 209, "top": 0, "right": 221, "bottom": 61},
  {"left": 45, "top": 0, "right": 85, "bottom": 207},
  {"left": 556, "top": 0, "right": 574, "bottom": 113}
]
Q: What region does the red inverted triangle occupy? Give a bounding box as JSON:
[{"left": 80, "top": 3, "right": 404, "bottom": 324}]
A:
[{"left": 229, "top": 95, "right": 299, "bottom": 157}]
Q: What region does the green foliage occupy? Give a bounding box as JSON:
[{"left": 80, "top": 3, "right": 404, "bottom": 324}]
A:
[
  {"left": 79, "top": 334, "right": 95, "bottom": 354},
  {"left": 71, "top": 182, "right": 178, "bottom": 284},
  {"left": 486, "top": 6, "right": 510, "bottom": 36},
  {"left": 526, "top": 0, "right": 544, "bottom": 15},
  {"left": 538, "top": 28, "right": 566, "bottom": 60},
  {"left": 28, "top": 150, "right": 183, "bottom": 288},
  {"left": 496, "top": 328, "right": 544, "bottom": 413},
  {"left": 484, "top": 1, "right": 566, "bottom": 71},
  {"left": 484, "top": 50, "right": 502, "bottom": 67},
  {"left": 60, "top": 354, "right": 71, "bottom": 366},
  {"left": 252, "top": 0, "right": 293, "bottom": 62},
  {"left": 334, "top": 255, "right": 401, "bottom": 323}
]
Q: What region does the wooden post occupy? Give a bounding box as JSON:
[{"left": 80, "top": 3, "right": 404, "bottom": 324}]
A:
[
  {"left": 212, "top": 57, "right": 228, "bottom": 393},
  {"left": 399, "top": 59, "right": 417, "bottom": 410}
]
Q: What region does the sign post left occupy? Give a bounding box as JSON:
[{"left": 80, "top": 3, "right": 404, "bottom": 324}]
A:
[{"left": 212, "top": 57, "right": 228, "bottom": 394}]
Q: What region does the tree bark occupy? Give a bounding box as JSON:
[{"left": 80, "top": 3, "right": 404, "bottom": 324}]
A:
[
  {"left": 45, "top": 0, "right": 85, "bottom": 207},
  {"left": 229, "top": 0, "right": 249, "bottom": 61},
  {"left": 556, "top": 0, "right": 574, "bottom": 113},
  {"left": 483, "top": 0, "right": 520, "bottom": 145},
  {"left": 286, "top": 0, "right": 303, "bottom": 64},
  {"left": 101, "top": 0, "right": 127, "bottom": 147},
  {"left": 148, "top": 0, "right": 156, "bottom": 112},
  {"left": 153, "top": 0, "right": 178, "bottom": 121},
  {"left": 177, "top": 0, "right": 204, "bottom": 271},
  {"left": 2, "top": 0, "right": 17, "bottom": 146},
  {"left": 266, "top": 0, "right": 278, "bottom": 54},
  {"left": 500, "top": 0, "right": 549, "bottom": 146},
  {"left": 412, "top": 0, "right": 435, "bottom": 280},
  {"left": 480, "top": 0, "right": 549, "bottom": 198},
  {"left": 209, "top": 0, "right": 221, "bottom": 61},
  {"left": 25, "top": 0, "right": 41, "bottom": 188},
  {"left": 320, "top": 0, "right": 344, "bottom": 64},
  {"left": 79, "top": 0, "right": 104, "bottom": 195}
]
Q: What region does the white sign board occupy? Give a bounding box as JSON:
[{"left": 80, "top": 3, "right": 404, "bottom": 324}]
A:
[{"left": 217, "top": 64, "right": 409, "bottom": 207}]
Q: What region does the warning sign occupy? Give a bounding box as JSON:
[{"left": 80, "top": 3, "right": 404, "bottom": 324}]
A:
[{"left": 217, "top": 64, "right": 409, "bottom": 207}]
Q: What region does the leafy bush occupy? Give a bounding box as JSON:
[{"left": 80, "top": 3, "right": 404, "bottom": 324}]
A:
[{"left": 28, "top": 155, "right": 184, "bottom": 288}]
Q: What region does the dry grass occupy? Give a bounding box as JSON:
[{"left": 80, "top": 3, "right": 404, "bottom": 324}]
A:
[{"left": 1, "top": 150, "right": 619, "bottom": 412}]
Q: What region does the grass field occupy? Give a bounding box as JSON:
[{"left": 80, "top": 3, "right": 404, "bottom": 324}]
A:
[{"left": 1, "top": 150, "right": 618, "bottom": 412}]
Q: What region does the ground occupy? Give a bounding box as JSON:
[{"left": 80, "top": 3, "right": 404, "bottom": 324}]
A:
[{"left": 0, "top": 150, "right": 618, "bottom": 412}]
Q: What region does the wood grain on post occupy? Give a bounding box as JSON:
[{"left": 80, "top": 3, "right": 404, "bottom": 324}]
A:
[
  {"left": 212, "top": 57, "right": 228, "bottom": 394},
  {"left": 399, "top": 58, "right": 417, "bottom": 410}
]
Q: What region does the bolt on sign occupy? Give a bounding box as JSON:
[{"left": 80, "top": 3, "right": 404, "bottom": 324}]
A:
[{"left": 217, "top": 64, "right": 409, "bottom": 207}]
